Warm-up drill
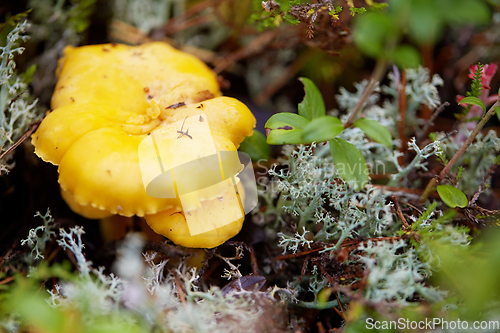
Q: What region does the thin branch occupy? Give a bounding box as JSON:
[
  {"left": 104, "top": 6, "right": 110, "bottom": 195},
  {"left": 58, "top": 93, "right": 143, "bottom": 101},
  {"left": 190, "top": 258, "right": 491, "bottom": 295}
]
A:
[
  {"left": 398, "top": 69, "right": 407, "bottom": 165},
  {"left": 471, "top": 163, "right": 497, "bottom": 205},
  {"left": 0, "top": 276, "right": 15, "bottom": 285},
  {"left": 392, "top": 196, "right": 409, "bottom": 231},
  {"left": 0, "top": 119, "right": 41, "bottom": 170},
  {"left": 343, "top": 59, "right": 387, "bottom": 128},
  {"left": 417, "top": 102, "right": 450, "bottom": 142}
]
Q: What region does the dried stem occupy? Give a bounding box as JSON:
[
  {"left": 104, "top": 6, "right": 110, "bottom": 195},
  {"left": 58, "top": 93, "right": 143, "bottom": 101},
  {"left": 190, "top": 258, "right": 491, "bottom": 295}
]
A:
[
  {"left": 398, "top": 69, "right": 407, "bottom": 165},
  {"left": 420, "top": 100, "right": 500, "bottom": 202},
  {"left": 343, "top": 59, "right": 387, "bottom": 128},
  {"left": 392, "top": 196, "right": 409, "bottom": 231},
  {"left": 0, "top": 119, "right": 41, "bottom": 162},
  {"left": 417, "top": 102, "right": 450, "bottom": 142}
]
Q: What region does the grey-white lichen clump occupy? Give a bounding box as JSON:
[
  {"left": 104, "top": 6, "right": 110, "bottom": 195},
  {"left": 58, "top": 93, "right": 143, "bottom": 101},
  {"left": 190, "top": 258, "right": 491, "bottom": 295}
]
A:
[
  {"left": 35, "top": 225, "right": 291, "bottom": 332},
  {"left": 21, "top": 209, "right": 56, "bottom": 262},
  {"left": 439, "top": 127, "right": 500, "bottom": 195},
  {"left": 262, "top": 144, "right": 394, "bottom": 254},
  {"left": 0, "top": 19, "right": 39, "bottom": 172},
  {"left": 357, "top": 240, "right": 446, "bottom": 305}
]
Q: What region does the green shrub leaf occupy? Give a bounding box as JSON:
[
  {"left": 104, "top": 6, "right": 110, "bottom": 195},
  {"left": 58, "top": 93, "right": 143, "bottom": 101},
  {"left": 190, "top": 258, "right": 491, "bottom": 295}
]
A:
[
  {"left": 329, "top": 138, "right": 369, "bottom": 190},
  {"left": 302, "top": 116, "right": 344, "bottom": 143},
  {"left": 239, "top": 130, "right": 271, "bottom": 161},
  {"left": 267, "top": 129, "right": 304, "bottom": 144},
  {"left": 407, "top": 0, "right": 443, "bottom": 45},
  {"left": 458, "top": 96, "right": 486, "bottom": 112},
  {"left": 265, "top": 112, "right": 310, "bottom": 144},
  {"left": 390, "top": 45, "right": 421, "bottom": 69},
  {"left": 298, "top": 77, "right": 326, "bottom": 120},
  {"left": 353, "top": 12, "right": 398, "bottom": 57},
  {"left": 353, "top": 118, "right": 393, "bottom": 148},
  {"left": 437, "top": 185, "right": 468, "bottom": 208},
  {"left": 265, "top": 112, "right": 310, "bottom": 130}
]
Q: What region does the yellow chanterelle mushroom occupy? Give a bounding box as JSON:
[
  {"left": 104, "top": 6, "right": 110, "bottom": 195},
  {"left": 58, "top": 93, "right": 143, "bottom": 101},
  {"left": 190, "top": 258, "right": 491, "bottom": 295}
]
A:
[{"left": 32, "top": 42, "right": 256, "bottom": 248}]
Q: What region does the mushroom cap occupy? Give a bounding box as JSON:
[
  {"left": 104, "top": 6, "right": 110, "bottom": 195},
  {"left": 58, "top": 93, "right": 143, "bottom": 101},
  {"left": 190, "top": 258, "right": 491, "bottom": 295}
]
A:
[
  {"left": 32, "top": 42, "right": 256, "bottom": 247},
  {"left": 145, "top": 181, "right": 247, "bottom": 249}
]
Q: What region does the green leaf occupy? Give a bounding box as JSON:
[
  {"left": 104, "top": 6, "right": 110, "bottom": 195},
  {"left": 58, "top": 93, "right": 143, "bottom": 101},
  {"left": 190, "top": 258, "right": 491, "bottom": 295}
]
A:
[
  {"left": 265, "top": 112, "right": 310, "bottom": 130},
  {"left": 238, "top": 130, "right": 271, "bottom": 161},
  {"left": 22, "top": 64, "right": 37, "bottom": 85},
  {"left": 458, "top": 96, "right": 486, "bottom": 112},
  {"left": 407, "top": 0, "right": 443, "bottom": 45},
  {"left": 265, "top": 112, "right": 310, "bottom": 145},
  {"left": 390, "top": 45, "right": 421, "bottom": 69},
  {"left": 329, "top": 138, "right": 369, "bottom": 191},
  {"left": 267, "top": 129, "right": 304, "bottom": 145},
  {"left": 353, "top": 12, "right": 399, "bottom": 57},
  {"left": 353, "top": 118, "right": 392, "bottom": 148},
  {"left": 302, "top": 116, "right": 344, "bottom": 143},
  {"left": 496, "top": 106, "right": 500, "bottom": 122},
  {"left": 6, "top": 278, "right": 65, "bottom": 333},
  {"left": 441, "top": 0, "right": 490, "bottom": 25},
  {"left": 437, "top": 185, "right": 468, "bottom": 208},
  {"left": 298, "top": 77, "right": 326, "bottom": 120}
]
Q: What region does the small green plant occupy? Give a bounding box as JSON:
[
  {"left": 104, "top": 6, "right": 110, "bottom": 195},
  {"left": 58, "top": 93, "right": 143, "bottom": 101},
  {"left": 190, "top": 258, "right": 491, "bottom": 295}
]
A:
[{"left": 265, "top": 77, "right": 393, "bottom": 190}]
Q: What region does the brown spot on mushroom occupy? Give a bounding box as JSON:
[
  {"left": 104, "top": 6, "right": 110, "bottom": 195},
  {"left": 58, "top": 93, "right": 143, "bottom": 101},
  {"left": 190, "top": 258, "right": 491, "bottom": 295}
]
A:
[
  {"left": 170, "top": 212, "right": 184, "bottom": 217},
  {"left": 70, "top": 97, "right": 75, "bottom": 102},
  {"left": 147, "top": 95, "right": 153, "bottom": 100},
  {"left": 196, "top": 90, "right": 214, "bottom": 101},
  {"left": 111, "top": 42, "right": 117, "bottom": 47},
  {"left": 55, "top": 147, "right": 58, "bottom": 149},
  {"left": 187, "top": 212, "right": 191, "bottom": 216},
  {"left": 196, "top": 103, "right": 204, "bottom": 109},
  {"left": 102, "top": 48, "right": 109, "bottom": 52},
  {"left": 143, "top": 87, "right": 150, "bottom": 93},
  {"left": 199, "top": 115, "right": 204, "bottom": 122},
  {"left": 166, "top": 102, "right": 186, "bottom": 109},
  {"left": 106, "top": 170, "right": 112, "bottom": 176},
  {"left": 277, "top": 126, "right": 293, "bottom": 130},
  {"left": 170, "top": 229, "right": 172, "bottom": 231}
]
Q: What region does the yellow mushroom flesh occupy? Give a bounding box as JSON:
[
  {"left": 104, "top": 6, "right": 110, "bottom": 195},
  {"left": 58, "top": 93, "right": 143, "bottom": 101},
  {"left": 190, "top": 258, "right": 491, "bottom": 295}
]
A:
[{"left": 32, "top": 42, "right": 256, "bottom": 248}]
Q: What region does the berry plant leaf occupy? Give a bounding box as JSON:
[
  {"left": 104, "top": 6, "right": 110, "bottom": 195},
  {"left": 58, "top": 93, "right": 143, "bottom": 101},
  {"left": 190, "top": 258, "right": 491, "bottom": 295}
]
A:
[
  {"left": 302, "top": 116, "right": 344, "bottom": 143},
  {"left": 437, "top": 185, "right": 468, "bottom": 208},
  {"left": 458, "top": 96, "right": 486, "bottom": 112},
  {"left": 265, "top": 112, "right": 310, "bottom": 144},
  {"left": 267, "top": 128, "right": 304, "bottom": 144},
  {"left": 298, "top": 77, "right": 326, "bottom": 121},
  {"left": 353, "top": 118, "right": 392, "bottom": 148},
  {"left": 265, "top": 112, "right": 310, "bottom": 130},
  {"left": 238, "top": 130, "right": 271, "bottom": 161},
  {"left": 329, "top": 138, "right": 369, "bottom": 191}
]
